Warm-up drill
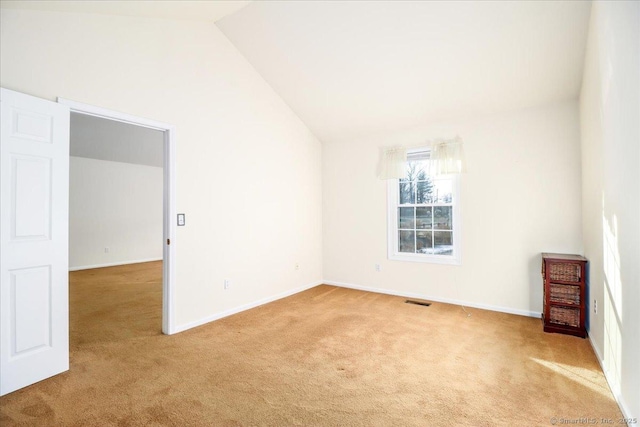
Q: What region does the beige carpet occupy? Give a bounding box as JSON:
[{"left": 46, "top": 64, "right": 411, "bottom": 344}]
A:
[{"left": 0, "top": 261, "right": 622, "bottom": 426}]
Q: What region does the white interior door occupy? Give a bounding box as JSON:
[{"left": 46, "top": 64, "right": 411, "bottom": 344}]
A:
[{"left": 0, "top": 88, "right": 70, "bottom": 396}]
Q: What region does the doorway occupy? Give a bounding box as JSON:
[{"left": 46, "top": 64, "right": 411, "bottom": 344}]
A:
[{"left": 59, "top": 98, "right": 176, "bottom": 335}]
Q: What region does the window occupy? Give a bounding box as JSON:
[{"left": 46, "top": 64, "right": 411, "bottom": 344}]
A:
[{"left": 388, "top": 149, "right": 461, "bottom": 264}]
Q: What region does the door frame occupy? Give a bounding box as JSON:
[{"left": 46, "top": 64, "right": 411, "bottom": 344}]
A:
[{"left": 58, "top": 98, "right": 177, "bottom": 335}]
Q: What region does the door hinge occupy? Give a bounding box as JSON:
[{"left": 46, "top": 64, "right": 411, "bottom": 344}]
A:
[{"left": 167, "top": 238, "right": 170, "bottom": 245}]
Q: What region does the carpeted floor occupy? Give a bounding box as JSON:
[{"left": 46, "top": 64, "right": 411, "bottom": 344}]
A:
[{"left": 0, "top": 261, "right": 622, "bottom": 426}]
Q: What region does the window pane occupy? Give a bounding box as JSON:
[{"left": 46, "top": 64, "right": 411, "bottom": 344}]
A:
[
  {"left": 434, "top": 206, "right": 452, "bottom": 230},
  {"left": 398, "top": 207, "right": 415, "bottom": 229},
  {"left": 434, "top": 231, "right": 453, "bottom": 255},
  {"left": 390, "top": 152, "right": 457, "bottom": 261},
  {"left": 405, "top": 160, "right": 428, "bottom": 182},
  {"left": 416, "top": 207, "right": 432, "bottom": 229},
  {"left": 416, "top": 179, "right": 434, "bottom": 204},
  {"left": 399, "top": 182, "right": 414, "bottom": 204},
  {"left": 416, "top": 230, "right": 432, "bottom": 253},
  {"left": 399, "top": 231, "right": 415, "bottom": 253},
  {"left": 432, "top": 179, "right": 453, "bottom": 203}
]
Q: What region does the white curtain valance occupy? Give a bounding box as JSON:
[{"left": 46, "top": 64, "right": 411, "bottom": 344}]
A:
[
  {"left": 377, "top": 137, "right": 465, "bottom": 180},
  {"left": 377, "top": 146, "right": 407, "bottom": 180},
  {"left": 430, "top": 136, "right": 466, "bottom": 176}
]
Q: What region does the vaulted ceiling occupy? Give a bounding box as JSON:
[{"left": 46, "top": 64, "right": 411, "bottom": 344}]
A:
[
  {"left": 2, "top": 1, "right": 593, "bottom": 143},
  {"left": 0, "top": 0, "right": 250, "bottom": 23},
  {"left": 217, "top": 1, "right": 592, "bottom": 142}
]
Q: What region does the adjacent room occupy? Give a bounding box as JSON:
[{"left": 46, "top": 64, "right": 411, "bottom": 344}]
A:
[
  {"left": 0, "top": 1, "right": 637, "bottom": 426},
  {"left": 68, "top": 113, "right": 165, "bottom": 343}
]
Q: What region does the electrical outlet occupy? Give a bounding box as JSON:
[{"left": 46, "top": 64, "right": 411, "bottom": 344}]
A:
[
  {"left": 375, "top": 263, "right": 381, "bottom": 272},
  {"left": 104, "top": 247, "right": 110, "bottom": 253},
  {"left": 594, "top": 299, "right": 597, "bottom": 314},
  {"left": 224, "top": 279, "right": 231, "bottom": 290}
]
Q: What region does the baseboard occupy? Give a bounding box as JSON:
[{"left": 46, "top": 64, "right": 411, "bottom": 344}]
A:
[
  {"left": 173, "top": 280, "right": 323, "bottom": 334},
  {"left": 69, "top": 258, "right": 163, "bottom": 271},
  {"left": 323, "top": 279, "right": 541, "bottom": 318},
  {"left": 588, "top": 335, "right": 633, "bottom": 421}
]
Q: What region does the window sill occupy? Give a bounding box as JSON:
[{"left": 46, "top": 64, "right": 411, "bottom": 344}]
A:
[{"left": 388, "top": 253, "right": 461, "bottom": 265}]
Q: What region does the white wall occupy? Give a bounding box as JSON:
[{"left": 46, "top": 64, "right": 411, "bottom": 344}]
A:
[
  {"left": 0, "top": 8, "right": 323, "bottom": 330},
  {"left": 69, "top": 156, "right": 163, "bottom": 270},
  {"left": 579, "top": 1, "right": 639, "bottom": 419},
  {"left": 323, "top": 101, "right": 583, "bottom": 316}
]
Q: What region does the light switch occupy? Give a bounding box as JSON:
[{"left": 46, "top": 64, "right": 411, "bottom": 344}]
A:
[{"left": 177, "top": 213, "right": 185, "bottom": 226}]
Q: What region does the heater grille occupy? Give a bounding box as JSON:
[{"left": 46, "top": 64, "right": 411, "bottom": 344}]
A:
[{"left": 405, "top": 300, "right": 432, "bottom": 307}]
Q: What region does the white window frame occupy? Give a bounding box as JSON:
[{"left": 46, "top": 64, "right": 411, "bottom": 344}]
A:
[{"left": 387, "top": 148, "right": 462, "bottom": 265}]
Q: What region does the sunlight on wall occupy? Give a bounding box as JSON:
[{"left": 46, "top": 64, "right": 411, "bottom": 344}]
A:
[
  {"left": 531, "top": 358, "right": 615, "bottom": 400},
  {"left": 601, "top": 196, "right": 623, "bottom": 398},
  {"left": 602, "top": 201, "right": 623, "bottom": 316}
]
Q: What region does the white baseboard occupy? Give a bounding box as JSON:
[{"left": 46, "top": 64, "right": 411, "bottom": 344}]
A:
[
  {"left": 173, "top": 280, "right": 323, "bottom": 334},
  {"left": 69, "top": 258, "right": 163, "bottom": 271},
  {"left": 588, "top": 335, "right": 633, "bottom": 421},
  {"left": 323, "top": 279, "right": 541, "bottom": 318}
]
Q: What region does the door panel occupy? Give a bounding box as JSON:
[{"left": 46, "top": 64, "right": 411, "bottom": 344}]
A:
[
  {"left": 11, "top": 266, "right": 52, "bottom": 355},
  {"left": 12, "top": 155, "right": 52, "bottom": 240},
  {"left": 11, "top": 107, "right": 53, "bottom": 143},
  {"left": 0, "top": 88, "right": 70, "bottom": 396}
]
